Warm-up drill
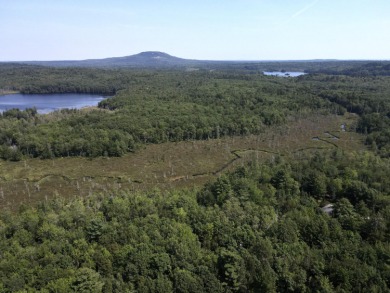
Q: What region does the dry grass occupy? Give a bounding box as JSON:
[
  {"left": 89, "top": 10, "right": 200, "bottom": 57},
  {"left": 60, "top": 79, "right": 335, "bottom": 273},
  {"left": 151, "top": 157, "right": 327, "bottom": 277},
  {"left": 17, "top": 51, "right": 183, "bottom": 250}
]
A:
[
  {"left": 0, "top": 89, "right": 19, "bottom": 96},
  {"left": 0, "top": 113, "right": 366, "bottom": 210}
]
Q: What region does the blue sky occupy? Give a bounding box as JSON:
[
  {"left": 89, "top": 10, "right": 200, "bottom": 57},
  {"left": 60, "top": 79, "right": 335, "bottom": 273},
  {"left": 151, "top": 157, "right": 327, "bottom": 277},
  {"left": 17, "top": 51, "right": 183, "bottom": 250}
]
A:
[{"left": 0, "top": 0, "right": 389, "bottom": 61}]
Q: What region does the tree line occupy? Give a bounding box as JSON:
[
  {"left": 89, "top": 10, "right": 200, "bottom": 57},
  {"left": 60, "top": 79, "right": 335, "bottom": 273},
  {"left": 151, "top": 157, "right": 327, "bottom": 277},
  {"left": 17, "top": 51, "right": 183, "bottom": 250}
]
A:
[{"left": 0, "top": 68, "right": 337, "bottom": 160}]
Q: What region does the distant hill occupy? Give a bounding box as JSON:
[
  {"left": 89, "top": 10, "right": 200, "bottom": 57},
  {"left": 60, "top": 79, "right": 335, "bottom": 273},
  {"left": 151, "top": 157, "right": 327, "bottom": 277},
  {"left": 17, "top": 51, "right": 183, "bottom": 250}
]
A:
[
  {"left": 11, "top": 51, "right": 205, "bottom": 68},
  {"left": 5, "top": 52, "right": 339, "bottom": 71},
  {"left": 4, "top": 52, "right": 390, "bottom": 74}
]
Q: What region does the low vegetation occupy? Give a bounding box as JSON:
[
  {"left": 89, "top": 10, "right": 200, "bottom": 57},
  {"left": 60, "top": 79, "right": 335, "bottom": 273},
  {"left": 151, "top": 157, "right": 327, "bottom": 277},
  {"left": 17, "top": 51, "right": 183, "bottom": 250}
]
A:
[{"left": 0, "top": 113, "right": 364, "bottom": 209}]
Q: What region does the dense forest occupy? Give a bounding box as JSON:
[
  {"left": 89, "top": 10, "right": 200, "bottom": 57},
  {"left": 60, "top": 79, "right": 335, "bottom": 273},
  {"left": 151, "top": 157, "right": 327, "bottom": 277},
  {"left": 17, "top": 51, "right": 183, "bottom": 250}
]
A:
[
  {"left": 306, "top": 61, "right": 390, "bottom": 77},
  {"left": 1, "top": 62, "right": 390, "bottom": 292},
  {"left": 0, "top": 64, "right": 389, "bottom": 160},
  {"left": 0, "top": 64, "right": 129, "bottom": 95},
  {"left": 1, "top": 151, "right": 390, "bottom": 292}
]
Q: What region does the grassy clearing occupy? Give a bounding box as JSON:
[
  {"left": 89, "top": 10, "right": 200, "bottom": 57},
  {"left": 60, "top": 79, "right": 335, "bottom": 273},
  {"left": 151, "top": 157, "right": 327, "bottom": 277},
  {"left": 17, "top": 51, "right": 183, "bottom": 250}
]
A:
[{"left": 0, "top": 113, "right": 366, "bottom": 210}]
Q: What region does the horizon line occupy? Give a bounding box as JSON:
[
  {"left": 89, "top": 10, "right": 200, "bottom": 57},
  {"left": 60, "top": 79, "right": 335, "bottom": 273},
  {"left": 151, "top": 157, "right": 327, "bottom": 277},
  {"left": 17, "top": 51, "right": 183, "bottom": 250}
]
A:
[{"left": 0, "top": 51, "right": 389, "bottom": 63}]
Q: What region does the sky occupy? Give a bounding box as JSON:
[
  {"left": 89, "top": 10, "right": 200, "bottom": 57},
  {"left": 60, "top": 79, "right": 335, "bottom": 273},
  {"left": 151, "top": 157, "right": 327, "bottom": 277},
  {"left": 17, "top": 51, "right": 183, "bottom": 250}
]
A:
[{"left": 0, "top": 0, "right": 389, "bottom": 61}]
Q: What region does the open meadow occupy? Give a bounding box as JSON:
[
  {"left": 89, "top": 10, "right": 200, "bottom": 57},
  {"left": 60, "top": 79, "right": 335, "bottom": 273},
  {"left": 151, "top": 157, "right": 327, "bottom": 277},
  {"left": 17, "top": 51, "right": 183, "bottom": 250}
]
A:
[{"left": 0, "top": 113, "right": 364, "bottom": 210}]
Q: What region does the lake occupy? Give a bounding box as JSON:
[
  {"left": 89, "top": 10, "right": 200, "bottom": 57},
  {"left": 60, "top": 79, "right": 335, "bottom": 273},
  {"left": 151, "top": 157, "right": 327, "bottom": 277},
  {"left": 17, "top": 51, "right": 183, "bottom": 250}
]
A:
[
  {"left": 263, "top": 71, "right": 306, "bottom": 77},
  {"left": 0, "top": 93, "right": 106, "bottom": 114}
]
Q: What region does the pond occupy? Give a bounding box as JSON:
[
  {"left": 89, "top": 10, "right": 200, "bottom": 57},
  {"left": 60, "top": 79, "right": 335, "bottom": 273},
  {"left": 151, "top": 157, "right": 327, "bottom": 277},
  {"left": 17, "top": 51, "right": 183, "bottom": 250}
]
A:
[
  {"left": 0, "top": 93, "right": 106, "bottom": 114},
  {"left": 263, "top": 71, "right": 306, "bottom": 77}
]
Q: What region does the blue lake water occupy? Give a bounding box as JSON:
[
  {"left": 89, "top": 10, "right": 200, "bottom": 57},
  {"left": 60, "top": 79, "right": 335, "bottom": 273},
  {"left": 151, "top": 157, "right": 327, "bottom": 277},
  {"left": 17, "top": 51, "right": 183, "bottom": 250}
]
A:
[
  {"left": 263, "top": 71, "right": 306, "bottom": 77},
  {"left": 0, "top": 93, "right": 106, "bottom": 114}
]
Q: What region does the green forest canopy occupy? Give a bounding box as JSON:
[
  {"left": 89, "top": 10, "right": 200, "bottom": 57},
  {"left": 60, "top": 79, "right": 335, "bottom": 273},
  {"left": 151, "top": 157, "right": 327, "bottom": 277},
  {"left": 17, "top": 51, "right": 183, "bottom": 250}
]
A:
[
  {"left": 1, "top": 62, "right": 390, "bottom": 292},
  {"left": 0, "top": 64, "right": 389, "bottom": 160},
  {"left": 1, "top": 150, "right": 390, "bottom": 292}
]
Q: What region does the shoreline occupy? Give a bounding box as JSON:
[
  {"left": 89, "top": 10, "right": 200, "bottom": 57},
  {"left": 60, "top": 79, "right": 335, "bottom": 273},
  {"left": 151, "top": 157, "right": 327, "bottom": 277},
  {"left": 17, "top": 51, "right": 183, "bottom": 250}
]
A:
[
  {"left": 0, "top": 90, "right": 19, "bottom": 96},
  {"left": 0, "top": 93, "right": 108, "bottom": 114}
]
